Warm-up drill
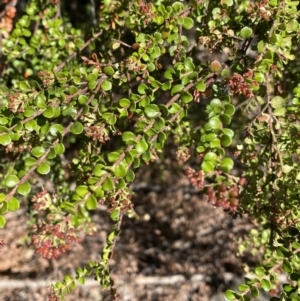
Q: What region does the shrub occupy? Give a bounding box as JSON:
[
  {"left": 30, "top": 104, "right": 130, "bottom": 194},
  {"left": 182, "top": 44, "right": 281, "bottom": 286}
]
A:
[{"left": 1, "top": 0, "right": 300, "bottom": 300}]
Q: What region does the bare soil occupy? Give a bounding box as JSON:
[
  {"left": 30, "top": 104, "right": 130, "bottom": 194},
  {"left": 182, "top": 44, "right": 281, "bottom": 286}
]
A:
[{"left": 0, "top": 161, "right": 256, "bottom": 301}]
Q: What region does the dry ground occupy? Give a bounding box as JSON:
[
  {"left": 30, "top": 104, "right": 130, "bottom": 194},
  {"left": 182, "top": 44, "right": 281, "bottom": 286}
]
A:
[{"left": 0, "top": 161, "right": 256, "bottom": 301}]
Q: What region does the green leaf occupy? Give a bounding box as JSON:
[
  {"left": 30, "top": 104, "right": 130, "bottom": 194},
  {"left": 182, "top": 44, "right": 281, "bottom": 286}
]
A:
[
  {"left": 70, "top": 121, "right": 84, "bottom": 134},
  {"left": 31, "top": 146, "right": 45, "bottom": 158},
  {"left": 209, "top": 117, "right": 222, "bottom": 129},
  {"left": 88, "top": 80, "right": 97, "bottom": 90},
  {"left": 122, "top": 132, "right": 136, "bottom": 144},
  {"left": 240, "top": 27, "right": 253, "bottom": 38},
  {"left": 196, "top": 80, "right": 206, "bottom": 92},
  {"left": 43, "top": 107, "right": 54, "bottom": 118},
  {"left": 125, "top": 169, "right": 135, "bottom": 182},
  {"left": 101, "top": 80, "right": 112, "bottom": 91},
  {"left": 93, "top": 164, "right": 106, "bottom": 177},
  {"left": 255, "top": 267, "right": 265, "bottom": 277},
  {"left": 86, "top": 194, "right": 97, "bottom": 210},
  {"left": 103, "top": 177, "right": 115, "bottom": 191},
  {"left": 114, "top": 163, "right": 127, "bottom": 178},
  {"left": 169, "top": 103, "right": 181, "bottom": 114},
  {"left": 224, "top": 104, "right": 235, "bottom": 116},
  {"left": 251, "top": 286, "right": 259, "bottom": 298},
  {"left": 238, "top": 284, "right": 249, "bottom": 292},
  {"left": 103, "top": 66, "right": 114, "bottom": 76},
  {"left": 182, "top": 17, "right": 194, "bottom": 30},
  {"left": 0, "top": 134, "right": 11, "bottom": 146},
  {"left": 0, "top": 215, "right": 6, "bottom": 228},
  {"left": 138, "top": 83, "right": 148, "bottom": 94},
  {"left": 110, "top": 208, "right": 120, "bottom": 221},
  {"left": 54, "top": 143, "right": 65, "bottom": 155},
  {"left": 171, "top": 84, "right": 184, "bottom": 96},
  {"left": 261, "top": 279, "right": 272, "bottom": 291},
  {"left": 145, "top": 104, "right": 160, "bottom": 118},
  {"left": 76, "top": 185, "right": 89, "bottom": 197},
  {"left": 270, "top": 96, "right": 285, "bottom": 109},
  {"left": 136, "top": 140, "right": 148, "bottom": 153},
  {"left": 17, "top": 182, "right": 31, "bottom": 195},
  {"left": 181, "top": 91, "right": 193, "bottom": 103},
  {"left": 8, "top": 197, "right": 19, "bottom": 211},
  {"left": 221, "top": 134, "right": 232, "bottom": 147},
  {"left": 220, "top": 157, "right": 234, "bottom": 173},
  {"left": 49, "top": 124, "right": 64, "bottom": 136},
  {"left": 283, "top": 260, "right": 293, "bottom": 273},
  {"left": 225, "top": 290, "right": 237, "bottom": 301},
  {"left": 201, "top": 161, "right": 215, "bottom": 173},
  {"left": 119, "top": 98, "right": 131, "bottom": 107},
  {"left": 108, "top": 152, "right": 120, "bottom": 162},
  {"left": 5, "top": 175, "right": 19, "bottom": 188},
  {"left": 78, "top": 95, "right": 88, "bottom": 104},
  {"left": 37, "top": 163, "right": 51, "bottom": 175}
]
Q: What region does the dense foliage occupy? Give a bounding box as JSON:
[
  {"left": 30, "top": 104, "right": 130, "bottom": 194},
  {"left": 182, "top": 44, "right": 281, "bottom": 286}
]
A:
[{"left": 1, "top": 0, "right": 300, "bottom": 300}]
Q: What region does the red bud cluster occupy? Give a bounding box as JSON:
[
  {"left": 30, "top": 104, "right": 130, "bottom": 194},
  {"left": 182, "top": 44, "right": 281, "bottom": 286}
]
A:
[
  {"left": 227, "top": 74, "right": 255, "bottom": 98},
  {"left": 32, "top": 223, "right": 81, "bottom": 260},
  {"left": 86, "top": 124, "right": 110, "bottom": 144},
  {"left": 185, "top": 167, "right": 204, "bottom": 190}
]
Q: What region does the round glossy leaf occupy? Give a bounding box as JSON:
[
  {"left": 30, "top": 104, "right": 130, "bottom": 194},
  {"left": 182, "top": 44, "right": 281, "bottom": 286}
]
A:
[
  {"left": 70, "top": 121, "right": 84, "bottom": 135},
  {"left": 261, "top": 279, "right": 271, "bottom": 292},
  {"left": 43, "top": 107, "right": 55, "bottom": 118},
  {"left": 93, "top": 164, "right": 106, "bottom": 177},
  {"left": 221, "top": 134, "right": 232, "bottom": 147},
  {"left": 125, "top": 169, "right": 135, "bottom": 182},
  {"left": 107, "top": 152, "right": 120, "bottom": 162},
  {"left": 103, "top": 177, "right": 115, "bottom": 191},
  {"left": 54, "top": 143, "right": 65, "bottom": 155},
  {"left": 86, "top": 194, "right": 97, "bottom": 210},
  {"left": 181, "top": 91, "right": 193, "bottom": 103},
  {"left": 76, "top": 185, "right": 89, "bottom": 197},
  {"left": 171, "top": 84, "right": 184, "bottom": 96},
  {"left": 201, "top": 161, "right": 215, "bottom": 173},
  {"left": 25, "top": 120, "right": 38, "bottom": 131},
  {"left": 225, "top": 290, "right": 236, "bottom": 300},
  {"left": 138, "top": 83, "right": 148, "bottom": 94},
  {"left": 135, "top": 140, "right": 148, "bottom": 153},
  {"left": 209, "top": 117, "right": 222, "bottom": 129},
  {"left": 110, "top": 208, "right": 120, "bottom": 221},
  {"left": 210, "top": 99, "right": 222, "bottom": 108},
  {"left": 8, "top": 197, "right": 19, "bottom": 211},
  {"left": 119, "top": 98, "right": 130, "bottom": 107},
  {"left": 37, "top": 163, "right": 50, "bottom": 175},
  {"left": 145, "top": 104, "right": 160, "bottom": 118},
  {"left": 240, "top": 26, "right": 253, "bottom": 38},
  {"left": 49, "top": 124, "right": 64, "bottom": 136},
  {"left": 224, "top": 104, "right": 235, "bottom": 116},
  {"left": 78, "top": 95, "right": 88, "bottom": 104},
  {"left": 220, "top": 114, "right": 231, "bottom": 125},
  {"left": 204, "top": 152, "right": 217, "bottom": 162},
  {"left": 222, "top": 128, "right": 234, "bottom": 138},
  {"left": 0, "top": 215, "right": 6, "bottom": 228},
  {"left": 114, "top": 163, "right": 127, "bottom": 178},
  {"left": 220, "top": 158, "right": 234, "bottom": 173},
  {"left": 196, "top": 81, "right": 206, "bottom": 92},
  {"left": 88, "top": 80, "right": 97, "bottom": 90},
  {"left": 101, "top": 80, "right": 112, "bottom": 91},
  {"left": 0, "top": 134, "right": 11, "bottom": 146},
  {"left": 103, "top": 66, "right": 114, "bottom": 76},
  {"left": 17, "top": 182, "right": 31, "bottom": 195},
  {"left": 182, "top": 17, "right": 194, "bottom": 30},
  {"left": 5, "top": 175, "right": 19, "bottom": 188},
  {"left": 122, "top": 132, "right": 136, "bottom": 144},
  {"left": 31, "top": 146, "right": 45, "bottom": 158}
]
